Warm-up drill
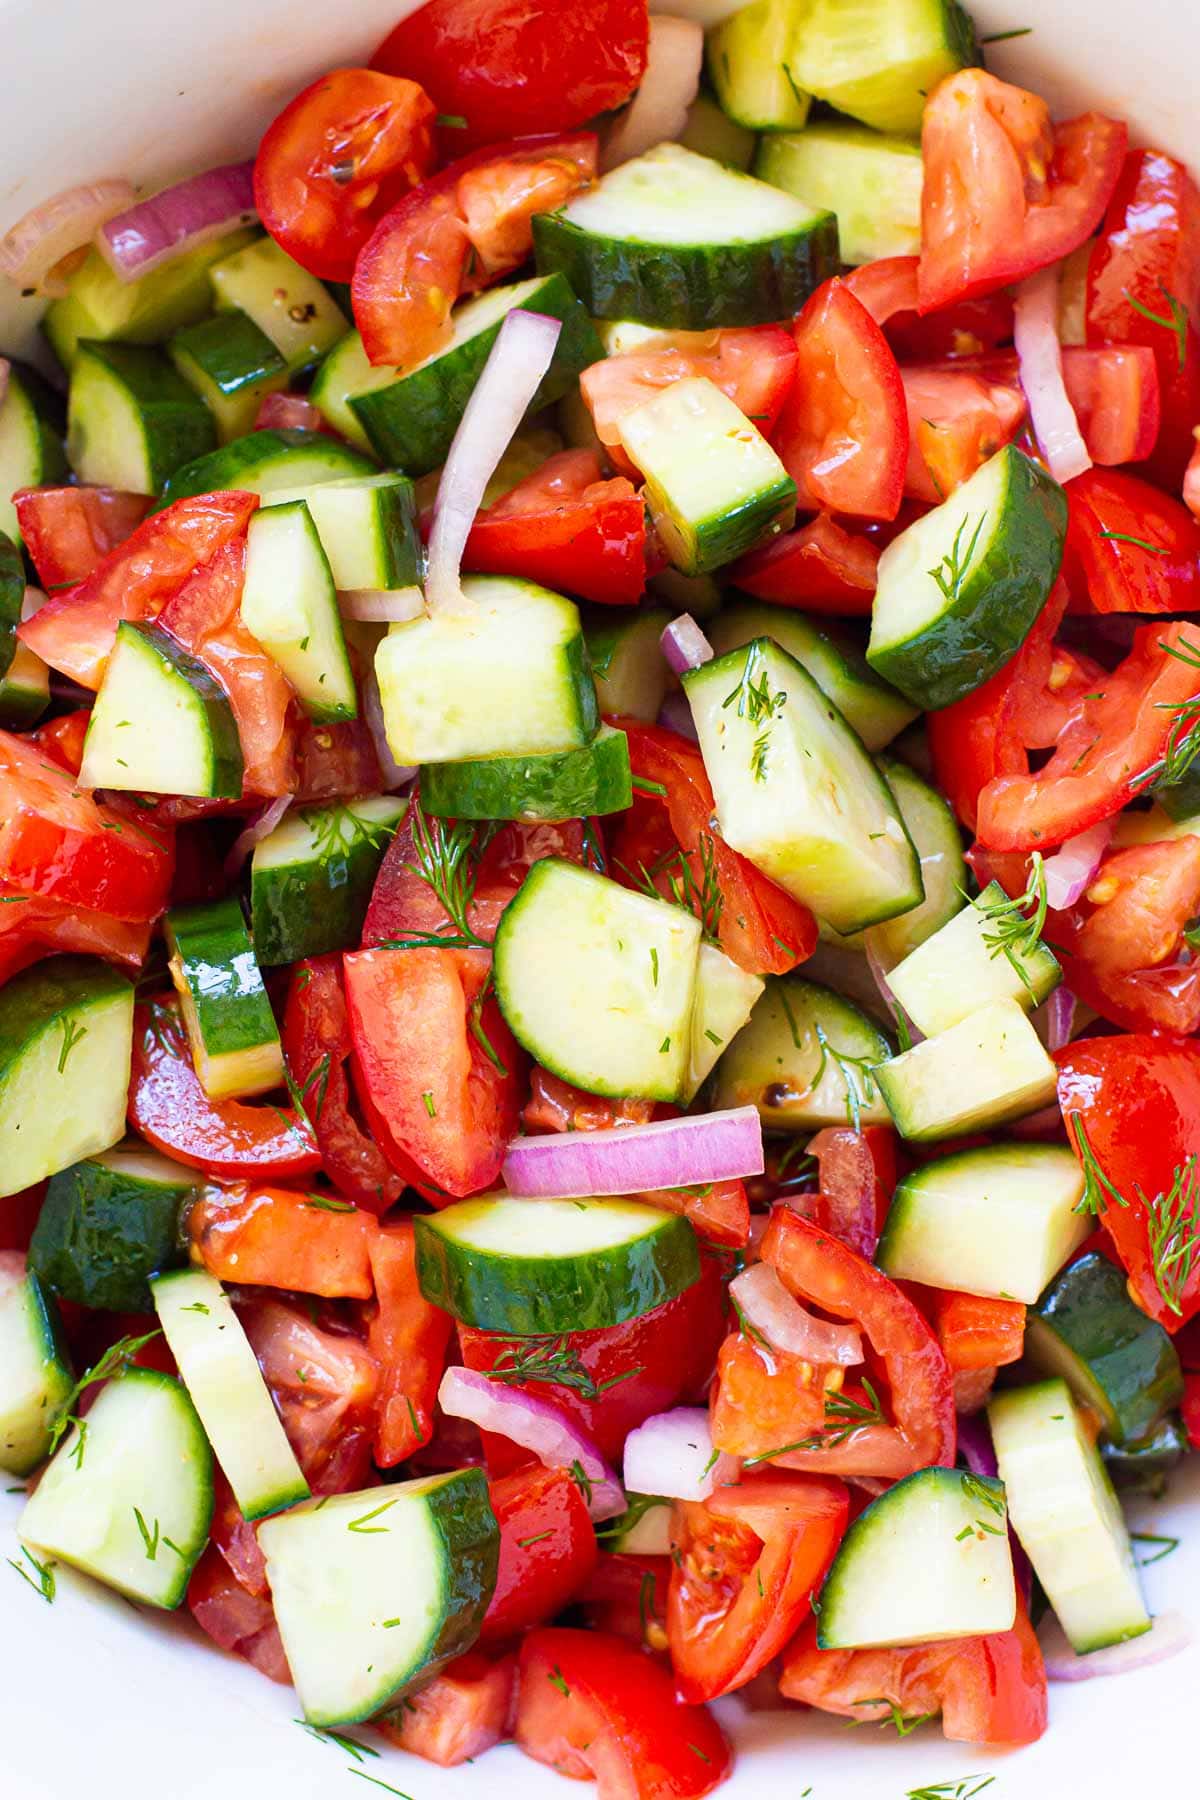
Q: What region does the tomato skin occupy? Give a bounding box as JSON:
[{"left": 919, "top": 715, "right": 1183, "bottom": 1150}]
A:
[
  {"left": 515, "top": 1627, "right": 732, "bottom": 1798},
  {"left": 710, "top": 1330, "right": 827, "bottom": 1459},
  {"left": 802, "top": 1125, "right": 898, "bottom": 1258},
  {"left": 376, "top": 1647, "right": 517, "bottom": 1766},
  {"left": 187, "top": 1545, "right": 290, "bottom": 1684},
  {"left": 128, "top": 998, "right": 321, "bottom": 1180},
  {"left": 237, "top": 1293, "right": 379, "bottom": 1492},
  {"left": 188, "top": 1182, "right": 377, "bottom": 1298},
  {"left": 729, "top": 513, "right": 880, "bottom": 616},
  {"left": 1059, "top": 345, "right": 1160, "bottom": 465},
  {"left": 845, "top": 255, "right": 1016, "bottom": 358},
  {"left": 0, "top": 884, "right": 149, "bottom": 990},
  {"left": 773, "top": 279, "right": 907, "bottom": 521},
  {"left": 899, "top": 363, "right": 1026, "bottom": 504},
  {"left": 580, "top": 1551, "right": 671, "bottom": 1651},
  {"left": 924, "top": 1289, "right": 1026, "bottom": 1372},
  {"left": 919, "top": 70, "right": 1126, "bottom": 313},
  {"left": 293, "top": 710, "right": 384, "bottom": 804},
  {"left": 365, "top": 1218, "right": 452, "bottom": 1465},
  {"left": 481, "top": 1464, "right": 598, "bottom": 1642},
  {"left": 1182, "top": 1374, "right": 1200, "bottom": 1448},
  {"left": 463, "top": 449, "right": 647, "bottom": 606},
  {"left": 14, "top": 485, "right": 150, "bottom": 590},
  {"left": 372, "top": 0, "right": 647, "bottom": 150},
  {"left": 255, "top": 68, "right": 437, "bottom": 282},
  {"left": 524, "top": 1065, "right": 655, "bottom": 1134},
  {"left": 1063, "top": 467, "right": 1200, "bottom": 615}
]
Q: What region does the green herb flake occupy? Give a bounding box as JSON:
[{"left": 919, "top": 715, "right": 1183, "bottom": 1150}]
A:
[{"left": 7, "top": 1546, "right": 55, "bottom": 1604}]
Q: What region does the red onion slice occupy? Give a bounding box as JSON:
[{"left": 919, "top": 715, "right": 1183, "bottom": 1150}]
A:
[
  {"left": 1013, "top": 266, "right": 1091, "bottom": 485},
  {"left": 603, "top": 16, "right": 705, "bottom": 172},
  {"left": 338, "top": 587, "right": 425, "bottom": 624},
  {"left": 657, "top": 690, "right": 699, "bottom": 742},
  {"left": 502, "top": 1105, "right": 763, "bottom": 1200},
  {"left": 622, "top": 1406, "right": 737, "bottom": 1501},
  {"left": 1041, "top": 1609, "right": 1191, "bottom": 1681},
  {"left": 97, "top": 163, "right": 256, "bottom": 282},
  {"left": 425, "top": 309, "right": 562, "bottom": 614},
  {"left": 0, "top": 179, "right": 135, "bottom": 297},
  {"left": 438, "top": 1365, "right": 625, "bottom": 1521},
  {"left": 731, "top": 1262, "right": 864, "bottom": 1366},
  {"left": 362, "top": 658, "right": 416, "bottom": 792},
  {"left": 1042, "top": 985, "right": 1079, "bottom": 1052},
  {"left": 660, "top": 613, "right": 714, "bottom": 675},
  {"left": 1043, "top": 818, "right": 1114, "bottom": 911},
  {"left": 224, "top": 795, "right": 292, "bottom": 878}
]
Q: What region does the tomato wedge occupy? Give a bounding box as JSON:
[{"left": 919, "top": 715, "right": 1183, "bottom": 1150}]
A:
[
  {"left": 926, "top": 1289, "right": 1026, "bottom": 1373},
  {"left": 728, "top": 513, "right": 880, "bottom": 616},
  {"left": 187, "top": 1546, "right": 289, "bottom": 1684},
  {"left": 14, "top": 485, "right": 151, "bottom": 590},
  {"left": 377, "top": 1648, "right": 517, "bottom": 1767},
  {"left": 580, "top": 1551, "right": 670, "bottom": 1651},
  {"left": 238, "top": 1294, "right": 379, "bottom": 1492},
  {"left": 0, "top": 884, "right": 149, "bottom": 989},
  {"left": 463, "top": 449, "right": 646, "bottom": 605},
  {"left": 365, "top": 1219, "right": 453, "bottom": 1466},
  {"left": 293, "top": 710, "right": 384, "bottom": 804},
  {"left": 804, "top": 1124, "right": 898, "bottom": 1258},
  {"left": 845, "top": 254, "right": 1015, "bottom": 357},
  {"left": 187, "top": 1182, "right": 376, "bottom": 1297},
  {"left": 481, "top": 1464, "right": 598, "bottom": 1643},
  {"left": 1063, "top": 467, "right": 1200, "bottom": 615},
  {"left": 899, "top": 363, "right": 1026, "bottom": 503}
]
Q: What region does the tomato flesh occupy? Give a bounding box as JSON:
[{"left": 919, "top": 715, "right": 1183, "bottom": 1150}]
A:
[
  {"left": 481, "top": 1464, "right": 598, "bottom": 1642},
  {"left": 729, "top": 513, "right": 880, "bottom": 616},
  {"left": 14, "top": 485, "right": 150, "bottom": 589},
  {"left": 463, "top": 448, "right": 647, "bottom": 606},
  {"left": 366, "top": 1219, "right": 453, "bottom": 1465}
]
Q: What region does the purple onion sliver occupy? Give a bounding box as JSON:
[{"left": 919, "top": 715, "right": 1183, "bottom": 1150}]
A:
[
  {"left": 660, "top": 612, "right": 714, "bottom": 675},
  {"left": 362, "top": 661, "right": 416, "bottom": 792},
  {"left": 1043, "top": 984, "right": 1078, "bottom": 1052},
  {"left": 657, "top": 690, "right": 698, "bottom": 742},
  {"left": 502, "top": 1105, "right": 764, "bottom": 1200},
  {"left": 438, "top": 1365, "right": 625, "bottom": 1521},
  {"left": 224, "top": 795, "right": 292, "bottom": 879},
  {"left": 98, "top": 162, "right": 256, "bottom": 281}
]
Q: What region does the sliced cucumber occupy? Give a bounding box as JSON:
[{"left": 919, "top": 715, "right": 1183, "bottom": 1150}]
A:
[
  {"left": 494, "top": 858, "right": 701, "bottom": 1102},
  {"left": 258, "top": 1468, "right": 498, "bottom": 1728},
  {"left": 168, "top": 309, "right": 287, "bottom": 442},
  {"left": 677, "top": 92, "right": 758, "bottom": 172},
  {"left": 241, "top": 499, "right": 356, "bottom": 722},
  {"left": 414, "top": 1194, "right": 700, "bottom": 1333},
  {"left": 878, "top": 1144, "right": 1090, "bottom": 1305},
  {"left": 309, "top": 331, "right": 377, "bottom": 454},
  {"left": 707, "top": 602, "right": 918, "bottom": 751},
  {"left": 251, "top": 796, "right": 406, "bottom": 966},
  {"left": 586, "top": 607, "right": 671, "bottom": 721},
  {"left": 864, "top": 758, "right": 965, "bottom": 967},
  {"left": 1113, "top": 802, "right": 1200, "bottom": 847},
  {"left": 707, "top": 0, "right": 811, "bottom": 131},
  {"left": 0, "top": 1263, "right": 73, "bottom": 1477},
  {"left": 67, "top": 340, "right": 216, "bottom": 494},
  {"left": 787, "top": 0, "right": 979, "bottom": 135},
  {"left": 159, "top": 427, "right": 374, "bottom": 506},
  {"left": 756, "top": 122, "right": 923, "bottom": 265},
  {"left": 1102, "top": 1415, "right": 1188, "bottom": 1497},
  {"left": 648, "top": 567, "right": 724, "bottom": 620},
  {"left": 620, "top": 377, "right": 796, "bottom": 575},
  {"left": 712, "top": 974, "right": 892, "bottom": 1129},
  {"left": 267, "top": 471, "right": 421, "bottom": 594},
  {"left": 533, "top": 142, "right": 838, "bottom": 329},
  {"left": 0, "top": 363, "right": 67, "bottom": 545},
  {"left": 601, "top": 1493, "right": 673, "bottom": 1555},
  {"left": 81, "top": 620, "right": 244, "bottom": 799},
  {"left": 989, "top": 1379, "right": 1150, "bottom": 1653},
  {"left": 375, "top": 575, "right": 598, "bottom": 765},
  {"left": 152, "top": 1267, "right": 309, "bottom": 1521},
  {"left": 1155, "top": 763, "right": 1200, "bottom": 822},
  {"left": 887, "top": 880, "right": 1061, "bottom": 1038},
  {"left": 421, "top": 724, "right": 632, "bottom": 822},
  {"left": 867, "top": 447, "right": 1068, "bottom": 711},
  {"left": 350, "top": 273, "right": 604, "bottom": 476},
  {"left": 874, "top": 997, "right": 1058, "bottom": 1142},
  {"left": 1024, "top": 1253, "right": 1184, "bottom": 1447},
  {"left": 0, "top": 531, "right": 22, "bottom": 686},
  {"left": 0, "top": 957, "right": 134, "bottom": 1197},
  {"left": 165, "top": 895, "right": 283, "bottom": 1101},
  {"left": 817, "top": 1466, "right": 1015, "bottom": 1649},
  {"left": 29, "top": 1146, "right": 195, "bottom": 1311},
  {"left": 0, "top": 641, "right": 51, "bottom": 728},
  {"left": 210, "top": 234, "right": 348, "bottom": 373},
  {"left": 684, "top": 639, "right": 922, "bottom": 934},
  {"left": 685, "top": 942, "right": 764, "bottom": 1103}
]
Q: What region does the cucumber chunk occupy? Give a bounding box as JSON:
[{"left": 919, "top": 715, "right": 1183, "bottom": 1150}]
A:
[
  {"left": 865, "top": 758, "right": 965, "bottom": 966},
  {"left": 887, "top": 880, "right": 1061, "bottom": 1037},
  {"left": 414, "top": 1194, "right": 700, "bottom": 1333},
  {"left": 0, "top": 957, "right": 134, "bottom": 1197},
  {"left": 0, "top": 363, "right": 67, "bottom": 545},
  {"left": 874, "top": 997, "right": 1058, "bottom": 1142},
  {"left": 707, "top": 0, "right": 812, "bottom": 131},
  {"left": 787, "top": 0, "right": 979, "bottom": 135},
  {"left": 601, "top": 1493, "right": 673, "bottom": 1555},
  {"left": 267, "top": 471, "right": 421, "bottom": 594},
  {"left": 619, "top": 377, "right": 796, "bottom": 575},
  {"left": 258, "top": 1468, "right": 498, "bottom": 1727},
  {"left": 877, "top": 1144, "right": 1090, "bottom": 1304},
  {"left": 165, "top": 895, "right": 283, "bottom": 1101},
  {"left": 685, "top": 942, "right": 764, "bottom": 1102},
  {"left": 1024, "top": 1252, "right": 1184, "bottom": 1447},
  {"left": 989, "top": 1379, "right": 1150, "bottom": 1653},
  {"left": 308, "top": 331, "right": 377, "bottom": 455},
  {"left": 494, "top": 858, "right": 701, "bottom": 1102},
  {"left": 0, "top": 641, "right": 50, "bottom": 729},
  {"left": 67, "top": 340, "right": 216, "bottom": 494},
  {"left": 19, "top": 1368, "right": 213, "bottom": 1608},
  {"left": 0, "top": 1263, "right": 73, "bottom": 1476},
  {"left": 712, "top": 974, "right": 892, "bottom": 1129},
  {"left": 152, "top": 1267, "right": 310, "bottom": 1521},
  {"left": 817, "top": 1466, "right": 1016, "bottom": 1649},
  {"left": 586, "top": 607, "right": 671, "bottom": 721},
  {"left": 241, "top": 499, "right": 357, "bottom": 722},
  {"left": 159, "top": 427, "right": 374, "bottom": 506},
  {"left": 685, "top": 639, "right": 922, "bottom": 934},
  {"left": 29, "top": 1147, "right": 195, "bottom": 1311},
  {"left": 251, "top": 796, "right": 406, "bottom": 966},
  {"left": 533, "top": 142, "right": 838, "bottom": 329},
  {"left": 168, "top": 309, "right": 288, "bottom": 442},
  {"left": 421, "top": 724, "right": 633, "bottom": 822},
  {"left": 756, "top": 122, "right": 923, "bottom": 264},
  {"left": 210, "top": 235, "right": 348, "bottom": 373},
  {"left": 1102, "top": 1415, "right": 1188, "bottom": 1497},
  {"left": 867, "top": 447, "right": 1068, "bottom": 711},
  {"left": 375, "top": 575, "right": 597, "bottom": 765},
  {"left": 677, "top": 92, "right": 758, "bottom": 172},
  {"left": 81, "top": 620, "right": 244, "bottom": 799},
  {"left": 0, "top": 530, "right": 23, "bottom": 685}
]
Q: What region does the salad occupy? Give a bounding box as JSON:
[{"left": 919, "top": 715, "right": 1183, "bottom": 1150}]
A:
[{"left": 0, "top": 0, "right": 1198, "bottom": 1790}]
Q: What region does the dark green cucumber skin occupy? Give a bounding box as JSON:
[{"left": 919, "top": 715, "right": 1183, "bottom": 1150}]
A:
[
  {"left": 30, "top": 1159, "right": 193, "bottom": 1310},
  {"left": 0, "top": 531, "right": 23, "bottom": 682},
  {"left": 420, "top": 728, "right": 632, "bottom": 822},
  {"left": 251, "top": 809, "right": 404, "bottom": 966},
  {"left": 533, "top": 210, "right": 840, "bottom": 329},
  {"left": 872, "top": 448, "right": 1068, "bottom": 712},
  {"left": 73, "top": 340, "right": 217, "bottom": 489},
  {"left": 127, "top": 624, "right": 245, "bottom": 798},
  {"left": 413, "top": 1210, "right": 702, "bottom": 1334},
  {"left": 0, "top": 674, "right": 49, "bottom": 729},
  {"left": 351, "top": 275, "right": 604, "bottom": 475},
  {"left": 370, "top": 479, "right": 423, "bottom": 590},
  {"left": 0, "top": 956, "right": 132, "bottom": 1079},
  {"left": 158, "top": 428, "right": 374, "bottom": 506},
  {"left": 166, "top": 894, "right": 277, "bottom": 1056},
  {"left": 9, "top": 361, "right": 68, "bottom": 489},
  {"left": 684, "top": 480, "right": 797, "bottom": 576},
  {"left": 169, "top": 310, "right": 286, "bottom": 396},
  {"left": 1155, "top": 762, "right": 1200, "bottom": 821},
  {"left": 384, "top": 1469, "right": 500, "bottom": 1710},
  {"left": 1100, "top": 1413, "right": 1188, "bottom": 1498},
  {"left": 1025, "top": 1251, "right": 1184, "bottom": 1446}
]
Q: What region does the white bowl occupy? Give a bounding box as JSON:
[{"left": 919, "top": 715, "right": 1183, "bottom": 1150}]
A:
[{"left": 1, "top": 1, "right": 1196, "bottom": 1793}]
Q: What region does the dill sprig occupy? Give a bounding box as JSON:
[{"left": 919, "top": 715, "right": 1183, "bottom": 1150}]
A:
[
  {"left": 303, "top": 804, "right": 393, "bottom": 862},
  {"left": 928, "top": 512, "right": 987, "bottom": 605},
  {"left": 846, "top": 1697, "right": 935, "bottom": 1737},
  {"left": 973, "top": 855, "right": 1048, "bottom": 997},
  {"left": 721, "top": 641, "right": 787, "bottom": 725},
  {"left": 1066, "top": 1112, "right": 1130, "bottom": 1216},
  {"left": 906, "top": 1779, "right": 994, "bottom": 1800},
  {"left": 743, "top": 1376, "right": 886, "bottom": 1465},
  {"left": 616, "top": 835, "right": 724, "bottom": 944},
  {"left": 1143, "top": 1154, "right": 1200, "bottom": 1316},
  {"left": 47, "top": 1329, "right": 163, "bottom": 1465},
  {"left": 7, "top": 1545, "right": 55, "bottom": 1604},
  {"left": 380, "top": 800, "right": 495, "bottom": 951},
  {"left": 1131, "top": 635, "right": 1200, "bottom": 790},
  {"left": 1124, "top": 281, "right": 1189, "bottom": 370},
  {"left": 482, "top": 1334, "right": 642, "bottom": 1400},
  {"left": 813, "top": 1022, "right": 879, "bottom": 1134}
]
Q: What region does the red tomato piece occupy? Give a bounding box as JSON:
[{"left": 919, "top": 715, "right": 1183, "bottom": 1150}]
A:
[
  {"left": 524, "top": 1065, "right": 655, "bottom": 1133},
  {"left": 187, "top": 1546, "right": 290, "bottom": 1684},
  {"left": 710, "top": 1329, "right": 828, "bottom": 1460},
  {"left": 29, "top": 708, "right": 89, "bottom": 775},
  {"left": 372, "top": 0, "right": 647, "bottom": 150},
  {"left": 128, "top": 998, "right": 320, "bottom": 1180},
  {"left": 579, "top": 1551, "right": 671, "bottom": 1651},
  {"left": 845, "top": 255, "right": 1017, "bottom": 360},
  {"left": 899, "top": 364, "right": 1026, "bottom": 504},
  {"left": 780, "top": 1603, "right": 1047, "bottom": 1745},
  {"left": 1186, "top": 432, "right": 1200, "bottom": 520},
  {"left": 1062, "top": 466, "right": 1200, "bottom": 615},
  {"left": 804, "top": 1124, "right": 898, "bottom": 1258},
  {"left": 0, "top": 1187, "right": 47, "bottom": 1253},
  {"left": 376, "top": 1647, "right": 517, "bottom": 1766},
  {"left": 463, "top": 448, "right": 646, "bottom": 605},
  {"left": 1182, "top": 1373, "right": 1200, "bottom": 1448},
  {"left": 0, "top": 883, "right": 150, "bottom": 989},
  {"left": 926, "top": 1290, "right": 1026, "bottom": 1372},
  {"left": 253, "top": 392, "right": 339, "bottom": 437},
  {"left": 918, "top": 70, "right": 1126, "bottom": 314},
  {"left": 515, "top": 1627, "right": 732, "bottom": 1798},
  {"left": 255, "top": 68, "right": 437, "bottom": 282},
  {"left": 647, "top": 1180, "right": 750, "bottom": 1250},
  {"left": 238, "top": 1294, "right": 379, "bottom": 1492},
  {"left": 14, "top": 486, "right": 151, "bottom": 590},
  {"left": 669, "top": 1473, "right": 848, "bottom": 1703},
  {"left": 728, "top": 512, "right": 880, "bottom": 616},
  {"left": 481, "top": 1464, "right": 599, "bottom": 1643},
  {"left": 187, "top": 1182, "right": 377, "bottom": 1298},
  {"left": 1060, "top": 345, "right": 1161, "bottom": 465},
  {"left": 772, "top": 278, "right": 907, "bottom": 521},
  {"left": 366, "top": 1219, "right": 453, "bottom": 1466},
  {"left": 18, "top": 490, "right": 259, "bottom": 689},
  {"left": 292, "top": 711, "right": 384, "bottom": 804}
]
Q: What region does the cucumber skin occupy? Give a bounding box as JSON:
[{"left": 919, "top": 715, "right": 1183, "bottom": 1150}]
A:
[
  {"left": 533, "top": 211, "right": 839, "bottom": 330},
  {"left": 30, "top": 1159, "right": 192, "bottom": 1311},
  {"left": 166, "top": 895, "right": 279, "bottom": 1059},
  {"left": 0, "top": 531, "right": 23, "bottom": 682},
  {"left": 71, "top": 340, "right": 217, "bottom": 493},
  {"left": 105, "top": 622, "right": 245, "bottom": 799},
  {"left": 413, "top": 1208, "right": 702, "bottom": 1334},
  {"left": 0, "top": 957, "right": 132, "bottom": 1076},
  {"left": 665, "top": 475, "right": 797, "bottom": 578},
  {"left": 158, "top": 428, "right": 375, "bottom": 506},
  {"left": 251, "top": 816, "right": 403, "bottom": 967},
  {"left": 420, "top": 727, "right": 633, "bottom": 822},
  {"left": 0, "top": 1274, "right": 73, "bottom": 1476}
]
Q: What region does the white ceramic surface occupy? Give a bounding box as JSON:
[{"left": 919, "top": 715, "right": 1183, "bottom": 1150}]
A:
[{"left": 0, "top": 2, "right": 1196, "bottom": 1793}]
